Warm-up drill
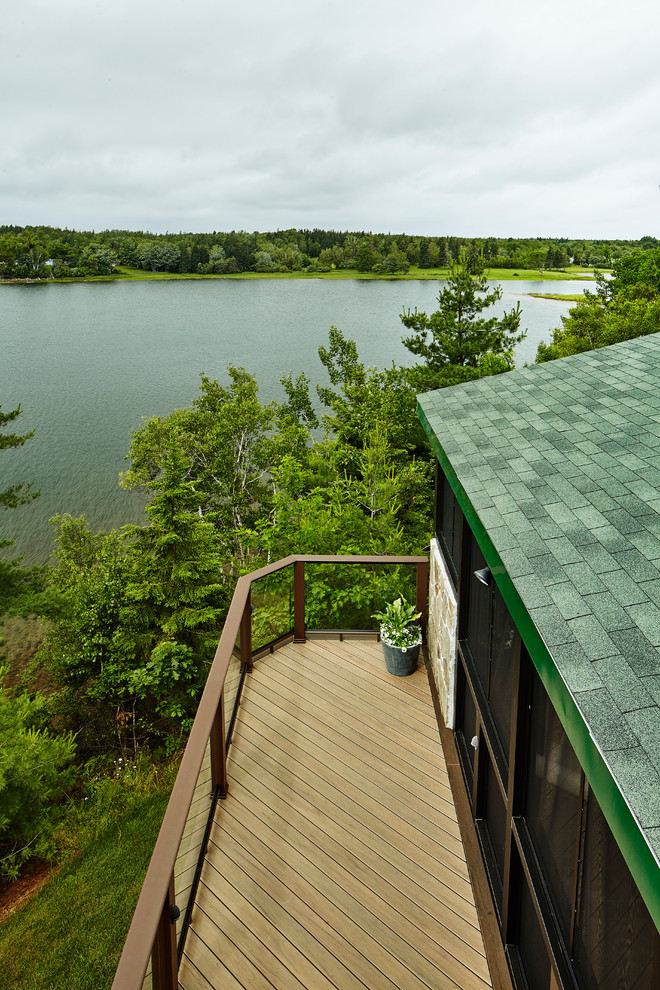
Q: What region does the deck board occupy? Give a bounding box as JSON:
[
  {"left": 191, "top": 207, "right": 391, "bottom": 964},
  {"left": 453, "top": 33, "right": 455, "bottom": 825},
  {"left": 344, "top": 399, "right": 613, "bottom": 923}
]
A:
[
  {"left": 237, "top": 677, "right": 462, "bottom": 844},
  {"left": 178, "top": 640, "right": 492, "bottom": 990}
]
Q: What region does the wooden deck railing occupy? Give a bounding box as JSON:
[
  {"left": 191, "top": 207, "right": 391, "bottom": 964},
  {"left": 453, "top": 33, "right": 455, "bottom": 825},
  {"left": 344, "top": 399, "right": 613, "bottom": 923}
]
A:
[{"left": 111, "top": 554, "right": 428, "bottom": 990}]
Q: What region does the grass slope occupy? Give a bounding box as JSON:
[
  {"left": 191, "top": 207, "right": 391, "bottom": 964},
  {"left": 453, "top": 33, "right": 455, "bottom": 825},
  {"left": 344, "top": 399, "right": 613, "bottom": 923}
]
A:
[{"left": 0, "top": 785, "right": 170, "bottom": 990}]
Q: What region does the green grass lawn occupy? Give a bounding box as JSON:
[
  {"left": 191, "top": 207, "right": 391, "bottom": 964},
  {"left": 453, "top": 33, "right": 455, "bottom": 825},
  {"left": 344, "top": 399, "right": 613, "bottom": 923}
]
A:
[
  {"left": 0, "top": 764, "right": 174, "bottom": 990},
  {"left": 528, "top": 292, "right": 586, "bottom": 301},
  {"left": 112, "top": 264, "right": 597, "bottom": 283},
  {"left": 112, "top": 266, "right": 211, "bottom": 280},
  {"left": 1, "top": 264, "right": 602, "bottom": 286},
  {"left": 481, "top": 267, "right": 597, "bottom": 281}
]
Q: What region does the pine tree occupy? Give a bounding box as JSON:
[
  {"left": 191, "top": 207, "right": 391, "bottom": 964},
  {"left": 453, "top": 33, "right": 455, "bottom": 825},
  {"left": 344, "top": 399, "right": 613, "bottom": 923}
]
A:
[
  {"left": 400, "top": 262, "right": 525, "bottom": 370},
  {"left": 123, "top": 443, "right": 227, "bottom": 664},
  {"left": 1, "top": 403, "right": 41, "bottom": 615}
]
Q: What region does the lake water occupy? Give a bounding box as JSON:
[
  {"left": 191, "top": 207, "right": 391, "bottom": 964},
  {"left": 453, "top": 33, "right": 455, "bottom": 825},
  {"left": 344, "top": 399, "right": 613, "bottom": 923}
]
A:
[{"left": 1, "top": 277, "right": 582, "bottom": 562}]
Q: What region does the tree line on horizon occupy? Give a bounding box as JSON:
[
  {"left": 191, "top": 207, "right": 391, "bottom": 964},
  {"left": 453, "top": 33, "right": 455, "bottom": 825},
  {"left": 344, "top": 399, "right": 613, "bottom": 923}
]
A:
[{"left": 0, "top": 223, "right": 657, "bottom": 280}]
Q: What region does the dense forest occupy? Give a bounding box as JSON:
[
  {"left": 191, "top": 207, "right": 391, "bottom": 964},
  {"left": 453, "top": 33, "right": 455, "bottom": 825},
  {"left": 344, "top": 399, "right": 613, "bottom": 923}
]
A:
[
  {"left": 2, "top": 244, "right": 660, "bottom": 986},
  {"left": 1, "top": 223, "right": 658, "bottom": 279}
]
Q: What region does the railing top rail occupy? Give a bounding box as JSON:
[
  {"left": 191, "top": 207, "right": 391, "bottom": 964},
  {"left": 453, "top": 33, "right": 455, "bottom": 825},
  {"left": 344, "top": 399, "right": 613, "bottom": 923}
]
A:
[
  {"left": 111, "top": 571, "right": 251, "bottom": 989},
  {"left": 111, "top": 554, "right": 427, "bottom": 990},
  {"left": 244, "top": 552, "right": 428, "bottom": 582}
]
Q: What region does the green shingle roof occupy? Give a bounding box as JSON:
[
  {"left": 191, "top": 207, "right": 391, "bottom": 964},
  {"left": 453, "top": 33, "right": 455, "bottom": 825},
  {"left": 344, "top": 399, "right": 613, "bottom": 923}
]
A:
[{"left": 418, "top": 333, "right": 660, "bottom": 877}]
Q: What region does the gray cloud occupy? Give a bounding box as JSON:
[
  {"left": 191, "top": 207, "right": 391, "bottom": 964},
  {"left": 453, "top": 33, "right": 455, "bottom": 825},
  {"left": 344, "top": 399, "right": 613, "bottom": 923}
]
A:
[{"left": 3, "top": 0, "right": 660, "bottom": 236}]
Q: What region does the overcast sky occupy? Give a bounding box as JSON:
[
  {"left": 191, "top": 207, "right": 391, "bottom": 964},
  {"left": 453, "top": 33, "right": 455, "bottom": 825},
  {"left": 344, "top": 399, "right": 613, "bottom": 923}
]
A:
[{"left": 3, "top": 0, "right": 659, "bottom": 239}]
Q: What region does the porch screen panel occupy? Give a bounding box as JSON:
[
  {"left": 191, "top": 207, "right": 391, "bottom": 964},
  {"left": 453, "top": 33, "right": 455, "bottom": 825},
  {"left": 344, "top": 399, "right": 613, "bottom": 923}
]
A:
[
  {"left": 456, "top": 659, "right": 478, "bottom": 794},
  {"left": 438, "top": 471, "right": 462, "bottom": 582},
  {"left": 517, "top": 878, "right": 553, "bottom": 990},
  {"left": 573, "top": 788, "right": 660, "bottom": 990},
  {"left": 488, "top": 586, "right": 516, "bottom": 763},
  {"left": 465, "top": 538, "right": 490, "bottom": 690},
  {"left": 483, "top": 750, "right": 507, "bottom": 900},
  {"left": 525, "top": 667, "right": 582, "bottom": 945}
]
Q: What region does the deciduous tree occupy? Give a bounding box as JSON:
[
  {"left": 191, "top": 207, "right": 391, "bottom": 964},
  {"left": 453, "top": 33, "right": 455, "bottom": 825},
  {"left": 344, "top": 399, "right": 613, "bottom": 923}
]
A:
[
  {"left": 536, "top": 248, "right": 660, "bottom": 362},
  {"left": 121, "top": 368, "right": 280, "bottom": 568}
]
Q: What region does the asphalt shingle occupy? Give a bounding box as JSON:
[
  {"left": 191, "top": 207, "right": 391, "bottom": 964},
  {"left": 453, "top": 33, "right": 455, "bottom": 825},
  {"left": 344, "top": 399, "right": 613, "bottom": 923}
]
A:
[{"left": 418, "top": 332, "right": 660, "bottom": 868}]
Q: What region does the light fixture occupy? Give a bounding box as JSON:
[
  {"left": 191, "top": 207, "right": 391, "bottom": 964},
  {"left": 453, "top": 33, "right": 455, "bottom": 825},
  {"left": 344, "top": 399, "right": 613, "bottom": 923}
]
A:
[{"left": 473, "top": 567, "right": 492, "bottom": 586}]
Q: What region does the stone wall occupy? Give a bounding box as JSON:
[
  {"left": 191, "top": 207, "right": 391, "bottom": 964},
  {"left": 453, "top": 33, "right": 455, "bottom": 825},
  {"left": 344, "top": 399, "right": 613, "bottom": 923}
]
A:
[{"left": 427, "top": 538, "right": 458, "bottom": 728}]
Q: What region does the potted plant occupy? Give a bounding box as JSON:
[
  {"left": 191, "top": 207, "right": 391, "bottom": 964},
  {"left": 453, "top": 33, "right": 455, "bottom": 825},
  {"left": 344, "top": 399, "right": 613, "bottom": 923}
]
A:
[{"left": 372, "top": 597, "right": 422, "bottom": 676}]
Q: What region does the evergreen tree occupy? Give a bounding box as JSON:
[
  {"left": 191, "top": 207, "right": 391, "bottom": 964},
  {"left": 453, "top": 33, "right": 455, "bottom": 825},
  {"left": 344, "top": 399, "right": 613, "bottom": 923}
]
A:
[
  {"left": 1, "top": 404, "right": 42, "bottom": 615},
  {"left": 0, "top": 671, "right": 75, "bottom": 879},
  {"left": 41, "top": 448, "right": 228, "bottom": 741},
  {"left": 400, "top": 262, "right": 525, "bottom": 370},
  {"left": 418, "top": 239, "right": 430, "bottom": 269},
  {"left": 0, "top": 405, "right": 39, "bottom": 512},
  {"left": 120, "top": 443, "right": 227, "bottom": 718}
]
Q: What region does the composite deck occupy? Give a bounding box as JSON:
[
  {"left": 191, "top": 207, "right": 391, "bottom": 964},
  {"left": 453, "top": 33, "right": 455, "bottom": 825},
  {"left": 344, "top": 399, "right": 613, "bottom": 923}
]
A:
[{"left": 177, "top": 638, "right": 492, "bottom": 990}]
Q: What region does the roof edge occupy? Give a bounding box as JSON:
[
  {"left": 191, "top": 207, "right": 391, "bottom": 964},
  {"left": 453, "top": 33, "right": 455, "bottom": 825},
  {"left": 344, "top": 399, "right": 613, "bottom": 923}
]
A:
[{"left": 417, "top": 396, "right": 660, "bottom": 932}]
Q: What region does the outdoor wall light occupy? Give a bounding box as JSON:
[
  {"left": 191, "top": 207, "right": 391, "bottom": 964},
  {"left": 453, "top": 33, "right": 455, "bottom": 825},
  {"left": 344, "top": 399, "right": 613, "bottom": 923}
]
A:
[
  {"left": 470, "top": 735, "right": 479, "bottom": 751},
  {"left": 474, "top": 567, "right": 492, "bottom": 586}
]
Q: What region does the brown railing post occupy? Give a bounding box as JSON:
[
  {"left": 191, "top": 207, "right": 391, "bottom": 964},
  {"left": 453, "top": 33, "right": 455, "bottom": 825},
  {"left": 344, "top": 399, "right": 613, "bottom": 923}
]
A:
[
  {"left": 293, "top": 559, "right": 305, "bottom": 642},
  {"left": 210, "top": 688, "right": 228, "bottom": 799},
  {"left": 416, "top": 559, "right": 429, "bottom": 639},
  {"left": 152, "top": 873, "right": 178, "bottom": 990},
  {"left": 240, "top": 590, "right": 252, "bottom": 670}
]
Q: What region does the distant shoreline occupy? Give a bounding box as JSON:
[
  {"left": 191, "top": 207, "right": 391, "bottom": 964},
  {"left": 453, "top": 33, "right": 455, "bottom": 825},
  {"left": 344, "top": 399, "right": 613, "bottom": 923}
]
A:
[
  {"left": 528, "top": 292, "right": 585, "bottom": 301},
  {"left": 0, "top": 265, "right": 599, "bottom": 287}
]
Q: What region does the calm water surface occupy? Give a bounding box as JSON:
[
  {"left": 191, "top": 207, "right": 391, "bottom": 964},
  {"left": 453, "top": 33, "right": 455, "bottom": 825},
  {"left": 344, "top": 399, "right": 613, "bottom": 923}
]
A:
[{"left": 1, "top": 278, "right": 580, "bottom": 561}]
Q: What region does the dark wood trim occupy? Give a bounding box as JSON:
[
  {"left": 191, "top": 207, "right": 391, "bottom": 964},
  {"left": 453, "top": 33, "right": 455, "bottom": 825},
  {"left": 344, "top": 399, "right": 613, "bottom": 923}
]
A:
[
  {"left": 423, "top": 648, "right": 514, "bottom": 990},
  {"left": 251, "top": 631, "right": 295, "bottom": 660},
  {"left": 501, "top": 633, "right": 524, "bottom": 944},
  {"left": 454, "top": 492, "right": 464, "bottom": 586},
  {"left": 209, "top": 688, "right": 228, "bottom": 799},
  {"left": 293, "top": 559, "right": 305, "bottom": 642},
  {"left": 240, "top": 591, "right": 253, "bottom": 669},
  {"left": 454, "top": 658, "right": 475, "bottom": 797},
  {"left": 511, "top": 819, "right": 578, "bottom": 990},
  {"left": 176, "top": 783, "right": 220, "bottom": 963},
  {"left": 152, "top": 873, "right": 178, "bottom": 990},
  {"left": 416, "top": 558, "right": 429, "bottom": 638},
  {"left": 476, "top": 816, "right": 505, "bottom": 924},
  {"left": 305, "top": 629, "right": 380, "bottom": 641},
  {"left": 472, "top": 719, "right": 484, "bottom": 817},
  {"left": 433, "top": 459, "right": 441, "bottom": 542},
  {"left": 459, "top": 639, "right": 508, "bottom": 805},
  {"left": 457, "top": 518, "right": 472, "bottom": 641}
]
